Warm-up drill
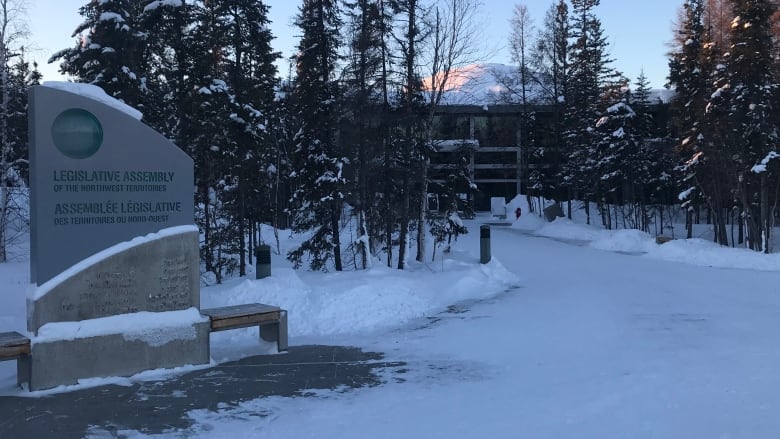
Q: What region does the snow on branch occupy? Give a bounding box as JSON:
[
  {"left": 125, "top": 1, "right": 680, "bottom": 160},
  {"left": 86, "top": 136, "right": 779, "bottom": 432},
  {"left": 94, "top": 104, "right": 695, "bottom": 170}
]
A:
[
  {"left": 143, "top": 0, "right": 184, "bottom": 12},
  {"left": 751, "top": 151, "right": 779, "bottom": 173},
  {"left": 678, "top": 186, "right": 696, "bottom": 201}
]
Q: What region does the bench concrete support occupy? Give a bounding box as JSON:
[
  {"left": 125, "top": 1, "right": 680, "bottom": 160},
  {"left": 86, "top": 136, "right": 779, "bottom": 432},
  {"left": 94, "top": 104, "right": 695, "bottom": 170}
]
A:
[{"left": 259, "top": 310, "right": 288, "bottom": 352}]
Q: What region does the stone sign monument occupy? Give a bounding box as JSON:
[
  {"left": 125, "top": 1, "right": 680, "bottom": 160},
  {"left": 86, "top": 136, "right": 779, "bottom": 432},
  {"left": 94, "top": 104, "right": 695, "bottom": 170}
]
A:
[{"left": 27, "top": 83, "right": 209, "bottom": 390}]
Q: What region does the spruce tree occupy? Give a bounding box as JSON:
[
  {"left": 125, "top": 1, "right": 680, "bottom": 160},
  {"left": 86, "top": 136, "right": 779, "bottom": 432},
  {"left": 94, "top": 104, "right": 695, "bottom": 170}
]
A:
[
  {"left": 563, "top": 0, "right": 613, "bottom": 224},
  {"left": 722, "top": 0, "right": 779, "bottom": 251},
  {"left": 668, "top": 0, "right": 707, "bottom": 153},
  {"left": 342, "top": 0, "right": 389, "bottom": 269},
  {"left": 287, "top": 0, "right": 347, "bottom": 272},
  {"left": 182, "top": 0, "right": 238, "bottom": 282},
  {"left": 51, "top": 0, "right": 146, "bottom": 107},
  {"left": 206, "top": 0, "right": 280, "bottom": 276},
  {"left": 630, "top": 70, "right": 654, "bottom": 137},
  {"left": 628, "top": 70, "right": 666, "bottom": 231},
  {"left": 139, "top": 0, "right": 196, "bottom": 138},
  {"left": 528, "top": 0, "right": 569, "bottom": 207},
  {"left": 393, "top": 0, "right": 427, "bottom": 270},
  {"left": 667, "top": 0, "right": 712, "bottom": 240}
]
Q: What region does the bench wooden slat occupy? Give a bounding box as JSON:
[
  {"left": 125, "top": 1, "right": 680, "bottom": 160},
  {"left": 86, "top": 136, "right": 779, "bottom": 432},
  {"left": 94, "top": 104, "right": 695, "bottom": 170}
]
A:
[
  {"left": 209, "top": 311, "right": 281, "bottom": 331},
  {"left": 0, "top": 331, "right": 30, "bottom": 359},
  {"left": 201, "top": 303, "right": 279, "bottom": 321},
  {"left": 0, "top": 344, "right": 30, "bottom": 358}
]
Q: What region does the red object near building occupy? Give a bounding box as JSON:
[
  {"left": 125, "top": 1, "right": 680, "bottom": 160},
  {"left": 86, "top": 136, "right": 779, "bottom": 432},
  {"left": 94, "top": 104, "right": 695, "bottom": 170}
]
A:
[{"left": 515, "top": 207, "right": 522, "bottom": 220}]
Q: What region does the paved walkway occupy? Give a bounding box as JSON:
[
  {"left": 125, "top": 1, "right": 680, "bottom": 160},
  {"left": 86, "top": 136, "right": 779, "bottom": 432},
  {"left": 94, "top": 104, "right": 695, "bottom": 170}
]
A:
[{"left": 0, "top": 345, "right": 403, "bottom": 438}]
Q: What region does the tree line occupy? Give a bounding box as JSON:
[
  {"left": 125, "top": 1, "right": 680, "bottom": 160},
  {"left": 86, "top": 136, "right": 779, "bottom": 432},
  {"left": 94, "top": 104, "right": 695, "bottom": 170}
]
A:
[
  {"left": 669, "top": 0, "right": 780, "bottom": 252},
  {"left": 0, "top": 0, "right": 41, "bottom": 263},
  {"left": 508, "top": 0, "right": 780, "bottom": 253},
  {"left": 0, "top": 0, "right": 779, "bottom": 273},
  {"left": 42, "top": 0, "right": 484, "bottom": 279}
]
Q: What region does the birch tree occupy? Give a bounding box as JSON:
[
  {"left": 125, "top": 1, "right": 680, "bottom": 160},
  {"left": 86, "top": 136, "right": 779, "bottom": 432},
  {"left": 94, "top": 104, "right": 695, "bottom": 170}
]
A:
[
  {"left": 415, "top": 0, "right": 484, "bottom": 263},
  {"left": 0, "top": 0, "right": 28, "bottom": 263}
]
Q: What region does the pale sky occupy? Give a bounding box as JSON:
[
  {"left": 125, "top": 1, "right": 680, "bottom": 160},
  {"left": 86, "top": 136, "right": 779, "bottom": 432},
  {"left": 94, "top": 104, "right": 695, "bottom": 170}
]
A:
[{"left": 27, "top": 0, "right": 680, "bottom": 89}]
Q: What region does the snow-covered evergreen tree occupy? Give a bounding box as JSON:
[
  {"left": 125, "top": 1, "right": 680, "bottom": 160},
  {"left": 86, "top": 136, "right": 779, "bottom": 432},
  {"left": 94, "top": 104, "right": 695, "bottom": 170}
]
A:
[
  {"left": 5, "top": 54, "right": 40, "bottom": 184},
  {"left": 721, "top": 0, "right": 779, "bottom": 251},
  {"left": 629, "top": 70, "right": 655, "bottom": 136},
  {"left": 51, "top": 0, "right": 146, "bottom": 107},
  {"left": 526, "top": 0, "right": 569, "bottom": 207},
  {"left": 205, "top": 0, "right": 281, "bottom": 276},
  {"left": 287, "top": 0, "right": 348, "bottom": 272},
  {"left": 392, "top": 0, "right": 427, "bottom": 270},
  {"left": 139, "top": 0, "right": 196, "bottom": 138},
  {"left": 179, "top": 0, "right": 241, "bottom": 282},
  {"left": 342, "top": 0, "right": 390, "bottom": 270},
  {"left": 667, "top": 0, "right": 713, "bottom": 240},
  {"left": 668, "top": 0, "right": 707, "bottom": 153},
  {"left": 562, "top": 0, "right": 613, "bottom": 223}
]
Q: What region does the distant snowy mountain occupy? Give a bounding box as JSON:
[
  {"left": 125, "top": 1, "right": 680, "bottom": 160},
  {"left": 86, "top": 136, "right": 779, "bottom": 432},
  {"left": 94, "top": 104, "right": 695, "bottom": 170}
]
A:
[
  {"left": 425, "top": 63, "right": 674, "bottom": 106},
  {"left": 424, "top": 63, "right": 535, "bottom": 106}
]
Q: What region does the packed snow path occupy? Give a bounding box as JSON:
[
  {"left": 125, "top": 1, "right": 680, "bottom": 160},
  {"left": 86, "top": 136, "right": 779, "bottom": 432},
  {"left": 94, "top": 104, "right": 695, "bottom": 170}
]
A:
[{"left": 242, "top": 226, "right": 780, "bottom": 438}]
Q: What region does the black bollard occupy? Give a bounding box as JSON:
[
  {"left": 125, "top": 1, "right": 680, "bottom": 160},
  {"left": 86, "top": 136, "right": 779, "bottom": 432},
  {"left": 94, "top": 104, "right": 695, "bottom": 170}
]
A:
[
  {"left": 254, "top": 244, "right": 271, "bottom": 279},
  {"left": 480, "top": 225, "right": 491, "bottom": 264}
]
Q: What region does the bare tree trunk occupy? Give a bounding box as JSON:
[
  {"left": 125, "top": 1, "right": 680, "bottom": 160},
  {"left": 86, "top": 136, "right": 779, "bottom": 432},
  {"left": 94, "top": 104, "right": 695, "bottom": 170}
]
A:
[
  {"left": 398, "top": 169, "right": 410, "bottom": 270},
  {"left": 686, "top": 207, "right": 693, "bottom": 239},
  {"left": 397, "top": 0, "right": 417, "bottom": 270},
  {"left": 415, "top": 157, "right": 428, "bottom": 262},
  {"left": 0, "top": 0, "right": 12, "bottom": 263},
  {"left": 249, "top": 220, "right": 254, "bottom": 265},
  {"left": 760, "top": 173, "right": 769, "bottom": 253},
  {"left": 415, "top": 0, "right": 485, "bottom": 263},
  {"left": 238, "top": 187, "right": 246, "bottom": 276},
  {"left": 332, "top": 208, "right": 343, "bottom": 271},
  {"left": 380, "top": 0, "right": 393, "bottom": 268}
]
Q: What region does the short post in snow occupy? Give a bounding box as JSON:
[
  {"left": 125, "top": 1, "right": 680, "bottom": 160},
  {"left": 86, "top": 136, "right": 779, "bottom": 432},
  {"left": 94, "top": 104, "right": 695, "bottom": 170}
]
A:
[
  {"left": 480, "top": 225, "right": 491, "bottom": 264},
  {"left": 255, "top": 244, "right": 272, "bottom": 279}
]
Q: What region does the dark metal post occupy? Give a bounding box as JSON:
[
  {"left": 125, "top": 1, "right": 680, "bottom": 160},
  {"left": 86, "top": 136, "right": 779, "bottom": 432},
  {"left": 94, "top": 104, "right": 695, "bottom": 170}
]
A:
[
  {"left": 254, "top": 245, "right": 271, "bottom": 279},
  {"left": 480, "top": 225, "right": 491, "bottom": 264}
]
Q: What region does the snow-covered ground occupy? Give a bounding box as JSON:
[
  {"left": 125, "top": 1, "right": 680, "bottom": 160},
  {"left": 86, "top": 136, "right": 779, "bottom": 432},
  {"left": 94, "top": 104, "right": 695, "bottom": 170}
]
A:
[{"left": 2, "top": 196, "right": 780, "bottom": 437}]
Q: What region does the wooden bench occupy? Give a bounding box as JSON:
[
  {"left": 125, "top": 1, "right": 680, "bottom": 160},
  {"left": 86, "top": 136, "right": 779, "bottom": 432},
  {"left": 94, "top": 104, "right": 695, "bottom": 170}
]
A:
[
  {"left": 200, "top": 303, "right": 288, "bottom": 353},
  {"left": 0, "top": 331, "right": 31, "bottom": 387}
]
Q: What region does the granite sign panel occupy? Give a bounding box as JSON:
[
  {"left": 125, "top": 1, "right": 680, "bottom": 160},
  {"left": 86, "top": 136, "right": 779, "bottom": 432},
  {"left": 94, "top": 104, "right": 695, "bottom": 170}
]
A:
[{"left": 29, "top": 84, "right": 195, "bottom": 285}]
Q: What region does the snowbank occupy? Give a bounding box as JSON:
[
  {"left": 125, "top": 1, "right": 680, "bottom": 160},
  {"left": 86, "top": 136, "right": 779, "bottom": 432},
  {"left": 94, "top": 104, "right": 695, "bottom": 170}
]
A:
[{"left": 202, "top": 258, "right": 519, "bottom": 338}]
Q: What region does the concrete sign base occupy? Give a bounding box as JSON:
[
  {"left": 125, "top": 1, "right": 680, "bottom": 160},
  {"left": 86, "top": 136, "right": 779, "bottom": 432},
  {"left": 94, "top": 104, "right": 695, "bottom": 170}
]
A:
[{"left": 30, "top": 320, "right": 209, "bottom": 391}]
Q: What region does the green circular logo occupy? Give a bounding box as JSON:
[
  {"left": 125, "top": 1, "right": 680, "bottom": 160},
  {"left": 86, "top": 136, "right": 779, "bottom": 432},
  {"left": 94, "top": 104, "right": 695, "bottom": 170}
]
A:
[{"left": 51, "top": 108, "right": 103, "bottom": 159}]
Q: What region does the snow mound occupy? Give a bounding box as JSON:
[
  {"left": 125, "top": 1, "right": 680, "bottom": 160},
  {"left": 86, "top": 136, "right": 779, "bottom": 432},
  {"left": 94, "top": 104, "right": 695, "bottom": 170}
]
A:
[
  {"left": 535, "top": 218, "right": 604, "bottom": 241},
  {"left": 201, "top": 261, "right": 520, "bottom": 338},
  {"left": 646, "top": 238, "right": 780, "bottom": 271},
  {"left": 590, "top": 229, "right": 656, "bottom": 253}
]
